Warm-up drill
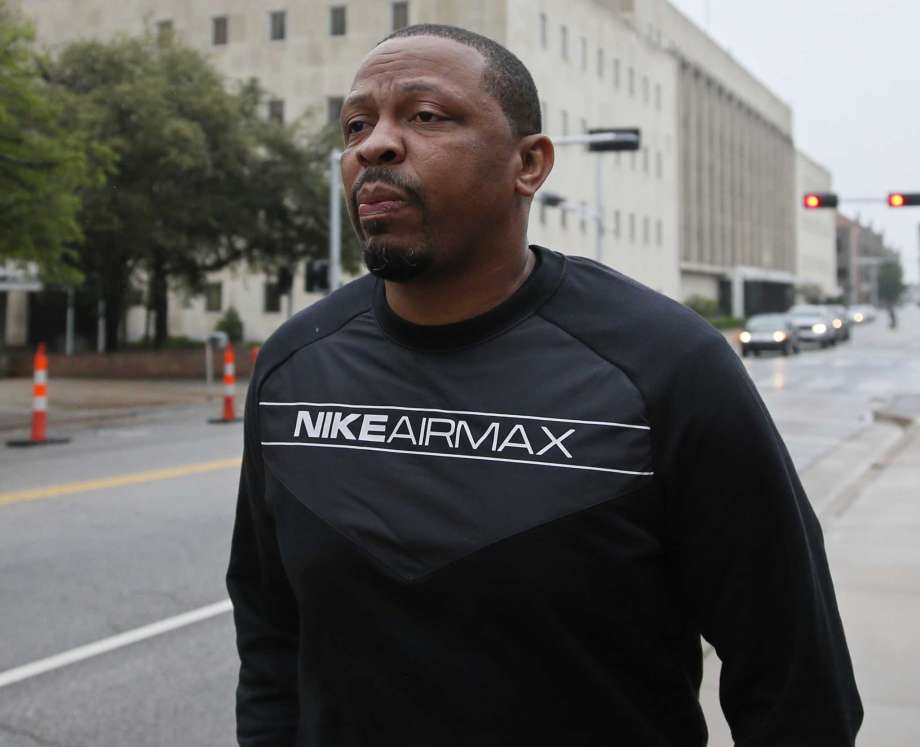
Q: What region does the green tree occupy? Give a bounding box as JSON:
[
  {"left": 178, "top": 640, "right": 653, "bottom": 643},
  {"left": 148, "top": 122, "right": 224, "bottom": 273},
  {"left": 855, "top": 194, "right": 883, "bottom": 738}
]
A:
[
  {"left": 46, "top": 31, "right": 357, "bottom": 350},
  {"left": 877, "top": 260, "right": 904, "bottom": 306},
  {"left": 0, "top": 1, "right": 107, "bottom": 284}
]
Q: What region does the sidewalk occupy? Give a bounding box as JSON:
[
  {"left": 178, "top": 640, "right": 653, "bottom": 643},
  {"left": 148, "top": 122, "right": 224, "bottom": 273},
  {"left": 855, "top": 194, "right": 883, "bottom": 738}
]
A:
[
  {"left": 701, "top": 419, "right": 920, "bottom": 745},
  {"left": 0, "top": 377, "right": 245, "bottom": 434}
]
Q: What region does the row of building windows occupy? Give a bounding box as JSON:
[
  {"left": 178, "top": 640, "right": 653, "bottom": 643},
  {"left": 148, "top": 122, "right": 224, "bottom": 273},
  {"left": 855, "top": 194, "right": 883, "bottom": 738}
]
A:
[
  {"left": 538, "top": 14, "right": 663, "bottom": 110},
  {"left": 201, "top": 207, "right": 665, "bottom": 315},
  {"left": 202, "top": 266, "right": 329, "bottom": 314},
  {"left": 156, "top": 2, "right": 409, "bottom": 46},
  {"left": 265, "top": 96, "right": 344, "bottom": 127},
  {"left": 539, "top": 205, "right": 664, "bottom": 247}
]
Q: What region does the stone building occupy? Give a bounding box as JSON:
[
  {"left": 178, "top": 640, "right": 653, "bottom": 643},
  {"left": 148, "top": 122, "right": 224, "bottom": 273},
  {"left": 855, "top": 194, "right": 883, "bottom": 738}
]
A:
[
  {"left": 613, "top": 0, "right": 799, "bottom": 316},
  {"left": 795, "top": 151, "right": 838, "bottom": 302},
  {"left": 835, "top": 213, "right": 898, "bottom": 305},
  {"left": 10, "top": 0, "right": 827, "bottom": 347}
]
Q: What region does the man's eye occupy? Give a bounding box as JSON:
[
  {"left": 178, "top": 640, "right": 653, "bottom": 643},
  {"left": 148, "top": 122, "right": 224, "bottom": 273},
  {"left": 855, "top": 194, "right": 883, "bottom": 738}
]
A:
[
  {"left": 412, "top": 111, "right": 443, "bottom": 123},
  {"left": 345, "top": 121, "right": 367, "bottom": 136}
]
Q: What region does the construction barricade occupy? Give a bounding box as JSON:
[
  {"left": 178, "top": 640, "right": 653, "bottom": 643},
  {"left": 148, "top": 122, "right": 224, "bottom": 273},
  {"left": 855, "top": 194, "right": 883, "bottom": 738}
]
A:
[
  {"left": 209, "top": 343, "right": 242, "bottom": 424},
  {"left": 7, "top": 342, "right": 71, "bottom": 447}
]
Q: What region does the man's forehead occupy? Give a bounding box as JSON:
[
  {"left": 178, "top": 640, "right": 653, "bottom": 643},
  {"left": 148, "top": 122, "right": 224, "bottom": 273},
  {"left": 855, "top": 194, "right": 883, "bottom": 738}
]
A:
[{"left": 348, "top": 35, "right": 485, "bottom": 98}]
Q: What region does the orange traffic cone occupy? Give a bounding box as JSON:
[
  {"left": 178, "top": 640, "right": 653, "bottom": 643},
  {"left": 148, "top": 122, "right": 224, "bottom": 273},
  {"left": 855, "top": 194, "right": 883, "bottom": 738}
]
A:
[
  {"left": 7, "top": 342, "right": 70, "bottom": 447},
  {"left": 31, "top": 342, "right": 48, "bottom": 442},
  {"left": 209, "top": 344, "right": 242, "bottom": 424}
]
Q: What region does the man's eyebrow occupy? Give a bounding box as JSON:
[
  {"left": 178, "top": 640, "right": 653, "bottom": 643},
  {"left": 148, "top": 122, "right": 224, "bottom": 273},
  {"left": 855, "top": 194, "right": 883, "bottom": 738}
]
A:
[
  {"left": 341, "top": 92, "right": 373, "bottom": 113},
  {"left": 398, "top": 81, "right": 441, "bottom": 94},
  {"left": 343, "top": 81, "right": 450, "bottom": 111}
]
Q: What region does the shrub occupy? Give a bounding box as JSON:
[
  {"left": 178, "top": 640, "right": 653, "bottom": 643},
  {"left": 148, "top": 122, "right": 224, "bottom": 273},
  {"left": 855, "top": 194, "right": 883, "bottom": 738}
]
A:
[
  {"left": 684, "top": 294, "right": 721, "bottom": 319},
  {"left": 216, "top": 306, "right": 244, "bottom": 343}
]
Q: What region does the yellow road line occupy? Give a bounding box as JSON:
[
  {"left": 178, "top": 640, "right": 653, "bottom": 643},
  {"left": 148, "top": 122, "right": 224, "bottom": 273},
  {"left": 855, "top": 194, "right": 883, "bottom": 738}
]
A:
[{"left": 0, "top": 457, "right": 240, "bottom": 507}]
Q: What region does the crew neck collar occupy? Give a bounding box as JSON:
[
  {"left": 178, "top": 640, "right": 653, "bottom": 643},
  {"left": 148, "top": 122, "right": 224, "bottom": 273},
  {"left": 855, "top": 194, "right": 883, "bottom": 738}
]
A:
[{"left": 372, "top": 245, "right": 565, "bottom": 352}]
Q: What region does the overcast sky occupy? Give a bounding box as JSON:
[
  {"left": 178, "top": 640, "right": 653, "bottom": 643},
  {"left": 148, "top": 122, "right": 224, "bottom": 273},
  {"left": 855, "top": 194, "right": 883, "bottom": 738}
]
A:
[{"left": 670, "top": 0, "right": 920, "bottom": 283}]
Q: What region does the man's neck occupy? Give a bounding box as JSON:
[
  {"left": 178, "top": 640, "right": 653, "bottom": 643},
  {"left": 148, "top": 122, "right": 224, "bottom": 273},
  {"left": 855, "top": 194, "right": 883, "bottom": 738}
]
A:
[{"left": 384, "top": 243, "right": 536, "bottom": 327}]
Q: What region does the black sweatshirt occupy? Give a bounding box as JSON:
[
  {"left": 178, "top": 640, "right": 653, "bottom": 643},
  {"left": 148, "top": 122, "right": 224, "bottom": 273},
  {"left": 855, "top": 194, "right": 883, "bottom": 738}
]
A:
[{"left": 227, "top": 246, "right": 862, "bottom": 746}]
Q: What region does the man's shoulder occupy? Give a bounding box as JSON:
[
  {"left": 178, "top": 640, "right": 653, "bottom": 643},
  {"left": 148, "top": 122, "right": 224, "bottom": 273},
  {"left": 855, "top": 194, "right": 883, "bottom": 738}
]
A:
[
  {"left": 541, "top": 251, "right": 726, "bottom": 365},
  {"left": 254, "top": 272, "right": 375, "bottom": 379}
]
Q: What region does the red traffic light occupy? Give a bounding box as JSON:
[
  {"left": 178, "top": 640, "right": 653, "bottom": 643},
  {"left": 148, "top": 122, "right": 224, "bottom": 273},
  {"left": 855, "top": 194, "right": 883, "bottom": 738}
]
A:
[
  {"left": 887, "top": 192, "right": 920, "bottom": 207},
  {"left": 802, "top": 192, "right": 838, "bottom": 209}
]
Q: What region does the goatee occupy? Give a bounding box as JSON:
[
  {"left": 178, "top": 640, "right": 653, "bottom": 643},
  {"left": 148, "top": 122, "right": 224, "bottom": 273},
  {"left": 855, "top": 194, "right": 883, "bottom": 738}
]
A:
[{"left": 363, "top": 242, "right": 433, "bottom": 283}]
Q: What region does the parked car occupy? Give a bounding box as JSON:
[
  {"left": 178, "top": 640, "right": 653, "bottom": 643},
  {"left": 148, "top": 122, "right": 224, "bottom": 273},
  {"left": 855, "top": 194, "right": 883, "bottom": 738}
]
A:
[
  {"left": 786, "top": 306, "right": 837, "bottom": 348},
  {"left": 848, "top": 304, "right": 877, "bottom": 324},
  {"left": 820, "top": 304, "right": 851, "bottom": 341},
  {"left": 739, "top": 314, "right": 801, "bottom": 357}
]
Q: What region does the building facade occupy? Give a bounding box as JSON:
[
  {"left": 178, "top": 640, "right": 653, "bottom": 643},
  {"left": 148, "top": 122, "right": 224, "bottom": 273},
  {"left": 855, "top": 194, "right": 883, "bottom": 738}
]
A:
[
  {"left": 613, "top": 0, "right": 798, "bottom": 316},
  {"left": 11, "top": 0, "right": 826, "bottom": 348},
  {"left": 835, "top": 213, "right": 898, "bottom": 306},
  {"left": 794, "top": 150, "right": 838, "bottom": 301}
]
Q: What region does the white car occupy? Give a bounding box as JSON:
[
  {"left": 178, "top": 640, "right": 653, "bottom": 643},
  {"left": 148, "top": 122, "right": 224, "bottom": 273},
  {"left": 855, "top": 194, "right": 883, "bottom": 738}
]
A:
[
  {"left": 786, "top": 306, "right": 837, "bottom": 348},
  {"left": 848, "top": 304, "right": 876, "bottom": 324},
  {"left": 739, "top": 314, "right": 800, "bottom": 357}
]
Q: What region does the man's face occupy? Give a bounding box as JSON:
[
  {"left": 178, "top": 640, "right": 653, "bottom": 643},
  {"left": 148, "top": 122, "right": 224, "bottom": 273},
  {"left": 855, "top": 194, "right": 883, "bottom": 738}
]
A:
[{"left": 340, "top": 35, "right": 519, "bottom": 282}]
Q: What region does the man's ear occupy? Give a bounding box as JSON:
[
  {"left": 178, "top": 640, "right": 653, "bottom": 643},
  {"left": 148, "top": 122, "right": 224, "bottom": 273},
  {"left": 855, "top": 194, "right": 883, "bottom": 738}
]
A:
[{"left": 514, "top": 134, "right": 554, "bottom": 198}]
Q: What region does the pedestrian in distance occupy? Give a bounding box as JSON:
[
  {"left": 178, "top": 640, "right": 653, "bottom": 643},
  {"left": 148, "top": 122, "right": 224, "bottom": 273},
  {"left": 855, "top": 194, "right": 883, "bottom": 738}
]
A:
[{"left": 227, "top": 24, "right": 862, "bottom": 746}]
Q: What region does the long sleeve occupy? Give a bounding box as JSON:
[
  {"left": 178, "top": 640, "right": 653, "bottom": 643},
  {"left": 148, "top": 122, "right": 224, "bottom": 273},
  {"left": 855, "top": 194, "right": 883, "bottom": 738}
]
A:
[
  {"left": 654, "top": 335, "right": 862, "bottom": 745},
  {"left": 227, "top": 381, "right": 300, "bottom": 746}
]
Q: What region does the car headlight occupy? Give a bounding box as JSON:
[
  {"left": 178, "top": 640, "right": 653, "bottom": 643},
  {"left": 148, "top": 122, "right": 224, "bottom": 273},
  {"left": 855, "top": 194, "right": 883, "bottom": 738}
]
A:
[
  {"left": 854, "top": 313, "right": 864, "bottom": 322},
  {"left": 812, "top": 323, "right": 827, "bottom": 334},
  {"left": 739, "top": 331, "right": 752, "bottom": 343},
  {"left": 832, "top": 318, "right": 843, "bottom": 329},
  {"left": 772, "top": 331, "right": 787, "bottom": 343}
]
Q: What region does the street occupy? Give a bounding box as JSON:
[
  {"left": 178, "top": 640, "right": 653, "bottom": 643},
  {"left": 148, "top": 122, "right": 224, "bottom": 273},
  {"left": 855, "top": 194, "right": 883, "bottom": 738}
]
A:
[{"left": 1, "top": 307, "right": 918, "bottom": 746}]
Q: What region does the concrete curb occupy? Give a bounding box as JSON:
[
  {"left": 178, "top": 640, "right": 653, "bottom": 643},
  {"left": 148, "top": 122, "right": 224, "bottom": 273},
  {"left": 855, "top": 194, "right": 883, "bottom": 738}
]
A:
[
  {"left": 873, "top": 398, "right": 920, "bottom": 428},
  {"left": 821, "top": 423, "right": 919, "bottom": 521},
  {"left": 803, "top": 421, "right": 907, "bottom": 520}
]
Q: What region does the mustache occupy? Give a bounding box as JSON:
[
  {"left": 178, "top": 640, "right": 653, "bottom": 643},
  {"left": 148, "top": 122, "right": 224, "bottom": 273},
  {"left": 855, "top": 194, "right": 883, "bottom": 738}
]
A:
[{"left": 351, "top": 168, "right": 424, "bottom": 214}]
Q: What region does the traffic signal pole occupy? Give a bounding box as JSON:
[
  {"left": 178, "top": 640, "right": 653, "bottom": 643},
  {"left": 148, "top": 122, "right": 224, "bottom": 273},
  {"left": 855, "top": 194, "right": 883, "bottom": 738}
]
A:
[
  {"left": 802, "top": 192, "right": 920, "bottom": 208},
  {"left": 329, "top": 148, "right": 343, "bottom": 293}
]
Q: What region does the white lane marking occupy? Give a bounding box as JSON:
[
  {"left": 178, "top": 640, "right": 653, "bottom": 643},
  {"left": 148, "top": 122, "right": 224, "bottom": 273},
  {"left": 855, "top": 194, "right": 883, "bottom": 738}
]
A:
[
  {"left": 262, "top": 441, "right": 655, "bottom": 476},
  {"left": 259, "top": 401, "right": 650, "bottom": 430},
  {"left": 0, "top": 599, "right": 232, "bottom": 689}
]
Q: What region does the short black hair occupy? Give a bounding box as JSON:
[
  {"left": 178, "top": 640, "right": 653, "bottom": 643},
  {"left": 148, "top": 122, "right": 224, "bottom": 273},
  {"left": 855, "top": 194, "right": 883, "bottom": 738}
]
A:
[{"left": 378, "top": 24, "right": 541, "bottom": 138}]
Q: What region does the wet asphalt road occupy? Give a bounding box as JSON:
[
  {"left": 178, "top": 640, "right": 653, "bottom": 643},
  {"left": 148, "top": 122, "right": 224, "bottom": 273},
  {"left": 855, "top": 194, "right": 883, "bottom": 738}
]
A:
[{"left": 0, "top": 305, "right": 917, "bottom": 746}]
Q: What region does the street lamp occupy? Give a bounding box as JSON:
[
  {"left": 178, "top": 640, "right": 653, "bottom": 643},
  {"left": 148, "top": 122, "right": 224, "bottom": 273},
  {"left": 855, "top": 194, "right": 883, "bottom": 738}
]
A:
[{"left": 544, "top": 129, "right": 641, "bottom": 264}]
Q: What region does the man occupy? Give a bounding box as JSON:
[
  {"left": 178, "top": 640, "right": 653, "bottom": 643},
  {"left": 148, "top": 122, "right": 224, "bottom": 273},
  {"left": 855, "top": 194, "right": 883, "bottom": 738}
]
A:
[{"left": 227, "top": 24, "right": 861, "bottom": 746}]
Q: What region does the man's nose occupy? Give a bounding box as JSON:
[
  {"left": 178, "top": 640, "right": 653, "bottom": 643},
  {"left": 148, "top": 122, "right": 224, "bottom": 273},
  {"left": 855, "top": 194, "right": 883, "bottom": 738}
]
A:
[{"left": 356, "top": 119, "right": 405, "bottom": 166}]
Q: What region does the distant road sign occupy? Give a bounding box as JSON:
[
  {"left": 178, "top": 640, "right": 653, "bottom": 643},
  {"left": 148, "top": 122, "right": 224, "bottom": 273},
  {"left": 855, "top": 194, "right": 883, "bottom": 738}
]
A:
[{"left": 0, "top": 268, "right": 42, "bottom": 292}]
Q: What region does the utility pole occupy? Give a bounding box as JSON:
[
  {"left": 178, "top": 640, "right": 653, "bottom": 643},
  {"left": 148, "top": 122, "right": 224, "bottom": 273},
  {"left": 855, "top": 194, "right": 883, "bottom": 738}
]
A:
[
  {"left": 65, "top": 288, "right": 75, "bottom": 355},
  {"left": 328, "top": 149, "right": 343, "bottom": 293},
  {"left": 96, "top": 299, "right": 106, "bottom": 353}
]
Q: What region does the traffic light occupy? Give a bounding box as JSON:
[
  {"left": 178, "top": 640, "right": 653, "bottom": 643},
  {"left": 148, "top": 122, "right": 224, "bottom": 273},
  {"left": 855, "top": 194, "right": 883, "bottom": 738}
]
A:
[
  {"left": 305, "top": 259, "right": 329, "bottom": 293},
  {"left": 802, "top": 192, "right": 838, "bottom": 209},
  {"left": 887, "top": 192, "right": 920, "bottom": 207},
  {"left": 587, "top": 127, "right": 641, "bottom": 152}
]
